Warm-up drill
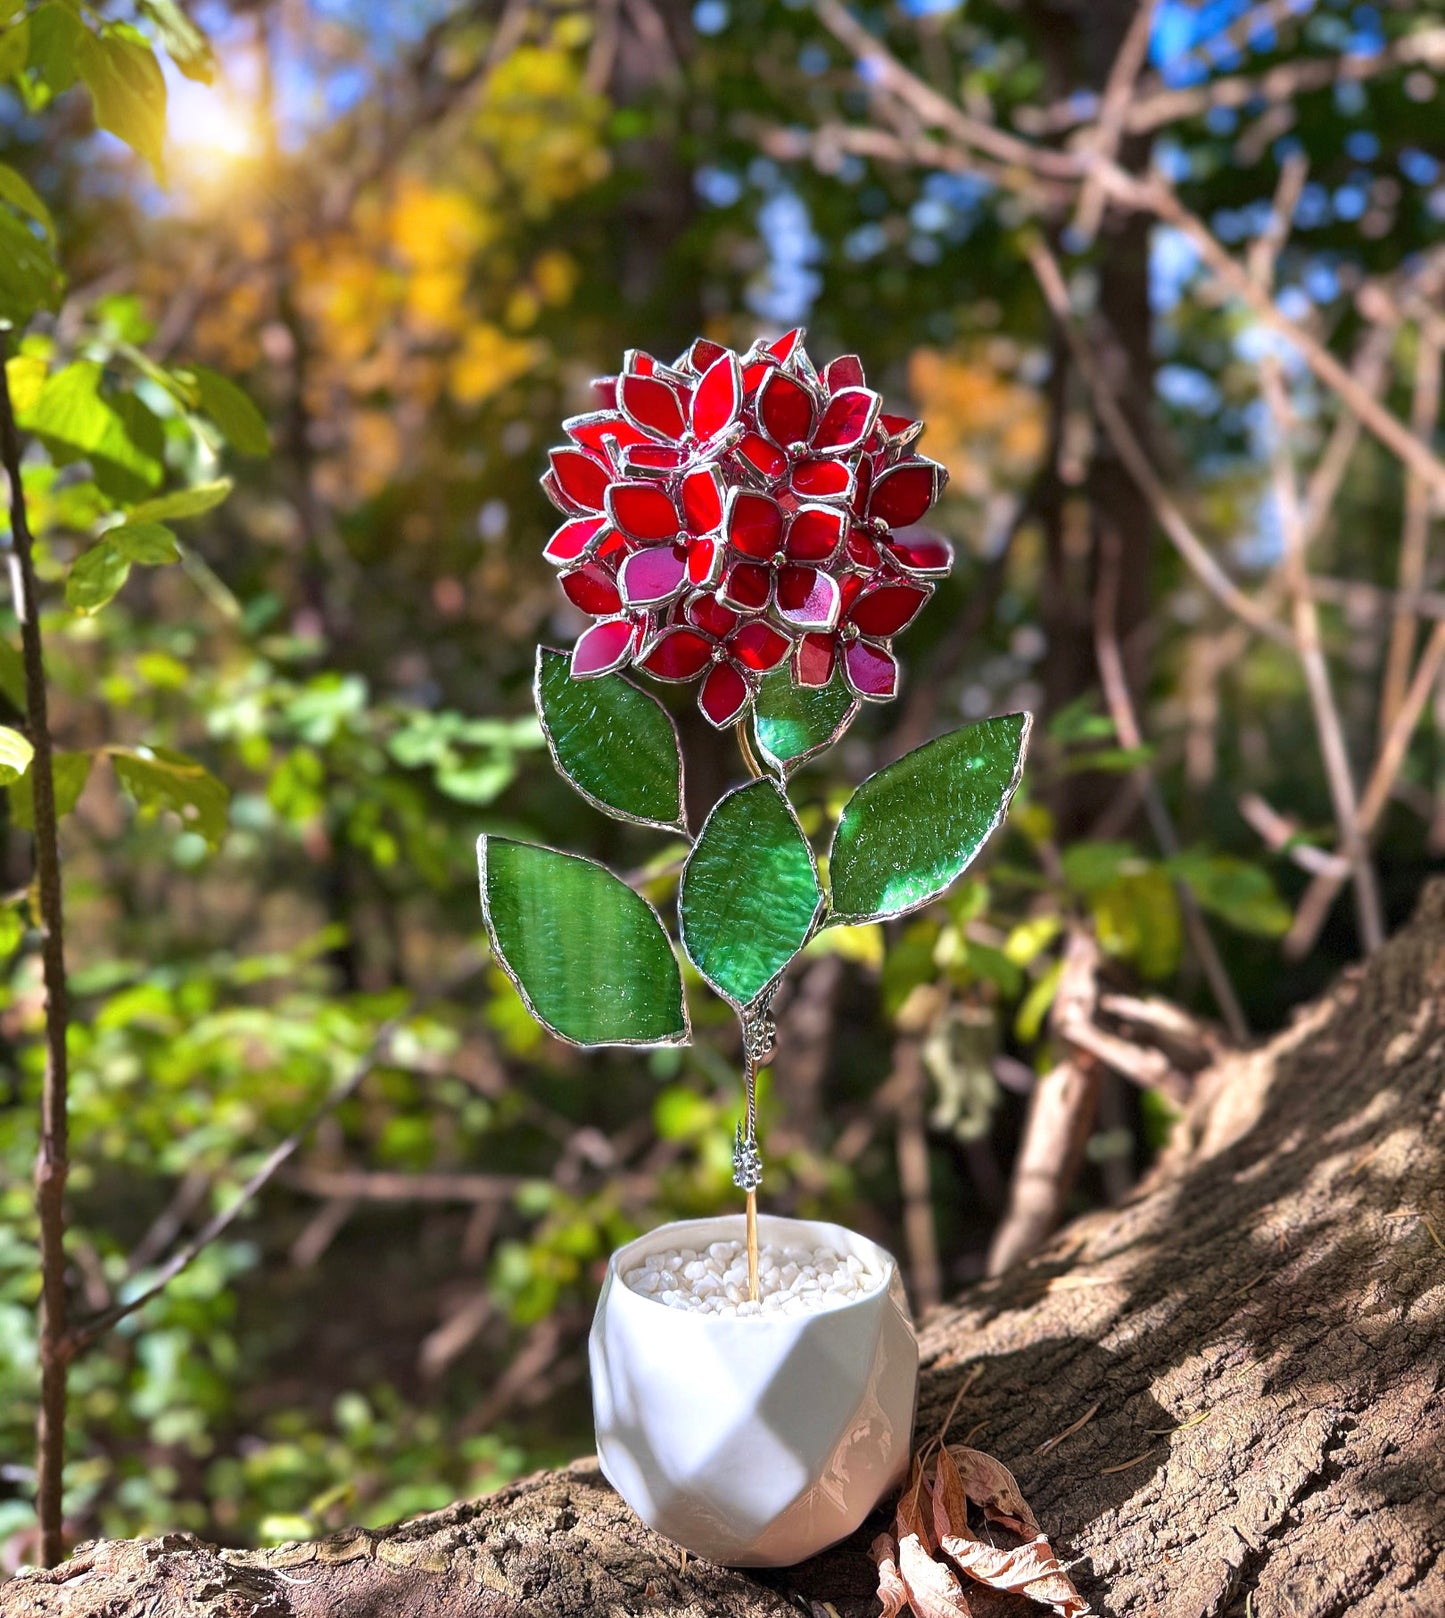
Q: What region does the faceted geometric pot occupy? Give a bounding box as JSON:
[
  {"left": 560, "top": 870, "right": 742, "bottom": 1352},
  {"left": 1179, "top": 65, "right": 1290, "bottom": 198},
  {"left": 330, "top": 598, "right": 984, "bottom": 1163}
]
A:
[{"left": 590, "top": 1212, "right": 917, "bottom": 1567}]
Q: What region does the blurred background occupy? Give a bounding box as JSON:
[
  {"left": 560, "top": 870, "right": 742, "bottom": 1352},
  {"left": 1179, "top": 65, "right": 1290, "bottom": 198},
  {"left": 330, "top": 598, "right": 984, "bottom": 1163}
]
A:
[{"left": 2, "top": 0, "right": 1442, "bottom": 1567}]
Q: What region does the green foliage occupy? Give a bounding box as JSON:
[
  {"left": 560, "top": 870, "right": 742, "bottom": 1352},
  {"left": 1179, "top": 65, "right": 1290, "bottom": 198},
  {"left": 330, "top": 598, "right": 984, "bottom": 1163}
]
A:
[
  {"left": 0, "top": 722, "right": 32, "bottom": 782},
  {"left": 76, "top": 24, "right": 167, "bottom": 182},
  {"left": 111, "top": 746, "right": 229, "bottom": 849}
]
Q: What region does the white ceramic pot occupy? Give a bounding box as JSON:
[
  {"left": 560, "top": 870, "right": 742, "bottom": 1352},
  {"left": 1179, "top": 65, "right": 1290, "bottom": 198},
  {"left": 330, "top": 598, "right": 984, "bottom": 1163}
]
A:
[{"left": 589, "top": 1212, "right": 917, "bottom": 1567}]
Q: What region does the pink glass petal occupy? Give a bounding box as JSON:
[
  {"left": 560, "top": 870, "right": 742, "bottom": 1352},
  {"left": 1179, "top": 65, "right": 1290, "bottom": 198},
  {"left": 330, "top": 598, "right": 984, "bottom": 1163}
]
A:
[
  {"left": 785, "top": 504, "right": 847, "bottom": 564},
  {"left": 757, "top": 368, "right": 817, "bottom": 449},
  {"left": 619, "top": 373, "right": 687, "bottom": 440},
  {"left": 774, "top": 566, "right": 841, "bottom": 631},
  {"left": 735, "top": 433, "right": 789, "bottom": 480},
  {"left": 619, "top": 544, "right": 689, "bottom": 608},
  {"left": 606, "top": 481, "right": 681, "bottom": 543},
  {"left": 690, "top": 351, "right": 743, "bottom": 442},
  {"left": 622, "top": 443, "right": 689, "bottom": 476},
  {"left": 812, "top": 387, "right": 881, "bottom": 454},
  {"left": 868, "top": 460, "right": 944, "bottom": 527},
  {"left": 885, "top": 533, "right": 955, "bottom": 579},
  {"left": 548, "top": 448, "right": 610, "bottom": 513},
  {"left": 824, "top": 354, "right": 865, "bottom": 393},
  {"left": 560, "top": 562, "right": 623, "bottom": 617},
  {"left": 718, "top": 560, "right": 773, "bottom": 614},
  {"left": 571, "top": 618, "right": 635, "bottom": 679},
  {"left": 843, "top": 638, "right": 899, "bottom": 701},
  {"left": 847, "top": 581, "right": 932, "bottom": 638},
  {"left": 698, "top": 660, "right": 752, "bottom": 728},
  {"left": 768, "top": 328, "right": 804, "bottom": 363},
  {"left": 794, "top": 633, "right": 837, "bottom": 688},
  {"left": 686, "top": 535, "right": 724, "bottom": 587},
  {"left": 564, "top": 411, "right": 652, "bottom": 456},
  {"left": 681, "top": 467, "right": 725, "bottom": 535},
  {"left": 726, "top": 490, "right": 785, "bottom": 560},
  {"left": 686, "top": 592, "right": 739, "bottom": 639},
  {"left": 790, "top": 458, "right": 852, "bottom": 500},
  {"left": 728, "top": 619, "right": 791, "bottom": 672},
  {"left": 640, "top": 625, "right": 715, "bottom": 682},
  {"left": 544, "top": 515, "right": 607, "bottom": 566}
]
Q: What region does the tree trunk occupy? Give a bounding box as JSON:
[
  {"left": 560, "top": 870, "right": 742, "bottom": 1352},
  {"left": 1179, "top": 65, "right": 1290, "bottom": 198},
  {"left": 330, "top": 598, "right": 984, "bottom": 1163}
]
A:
[{"left": 8, "top": 882, "right": 1445, "bottom": 1618}]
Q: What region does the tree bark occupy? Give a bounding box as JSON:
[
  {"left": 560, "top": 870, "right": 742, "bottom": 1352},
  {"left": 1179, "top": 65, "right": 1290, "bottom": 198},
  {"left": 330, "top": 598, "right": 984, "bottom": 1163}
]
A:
[{"left": 8, "top": 881, "right": 1445, "bottom": 1617}]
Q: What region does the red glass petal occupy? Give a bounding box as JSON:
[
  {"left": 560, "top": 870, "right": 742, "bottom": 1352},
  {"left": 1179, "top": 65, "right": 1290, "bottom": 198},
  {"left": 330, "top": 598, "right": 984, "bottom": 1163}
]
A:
[
  {"left": 851, "top": 454, "right": 874, "bottom": 516},
  {"left": 839, "top": 573, "right": 867, "bottom": 616},
  {"left": 726, "top": 490, "right": 785, "bottom": 560},
  {"left": 544, "top": 515, "right": 607, "bottom": 566},
  {"left": 698, "top": 661, "right": 752, "bottom": 728},
  {"left": 774, "top": 566, "right": 841, "bottom": 631},
  {"left": 768, "top": 328, "right": 804, "bottom": 363},
  {"left": 560, "top": 562, "right": 623, "bottom": 617},
  {"left": 690, "top": 351, "right": 743, "bottom": 442},
  {"left": 742, "top": 360, "right": 773, "bottom": 397},
  {"left": 622, "top": 443, "right": 689, "bottom": 476},
  {"left": 846, "top": 527, "right": 883, "bottom": 571},
  {"left": 640, "top": 625, "right": 715, "bottom": 682},
  {"left": 619, "top": 373, "right": 687, "bottom": 440},
  {"left": 757, "top": 369, "right": 817, "bottom": 449},
  {"left": 718, "top": 560, "right": 773, "bottom": 614},
  {"left": 728, "top": 619, "right": 791, "bottom": 672},
  {"left": 812, "top": 387, "right": 881, "bottom": 454},
  {"left": 597, "top": 528, "right": 627, "bottom": 560},
  {"left": 685, "top": 337, "right": 728, "bottom": 374},
  {"left": 564, "top": 411, "right": 651, "bottom": 456},
  {"left": 790, "top": 458, "right": 852, "bottom": 500},
  {"left": 686, "top": 535, "right": 724, "bottom": 588},
  {"left": 824, "top": 354, "right": 865, "bottom": 393},
  {"left": 847, "top": 581, "right": 931, "bottom": 637},
  {"left": 619, "top": 544, "right": 689, "bottom": 609},
  {"left": 868, "top": 460, "right": 944, "bottom": 527},
  {"left": 735, "top": 433, "right": 789, "bottom": 479},
  {"left": 686, "top": 592, "right": 739, "bottom": 638},
  {"left": 785, "top": 504, "right": 847, "bottom": 564},
  {"left": 794, "top": 633, "right": 837, "bottom": 688},
  {"left": 843, "top": 638, "right": 899, "bottom": 701},
  {"left": 606, "top": 482, "right": 681, "bottom": 543},
  {"left": 623, "top": 349, "right": 657, "bottom": 377},
  {"left": 547, "top": 448, "right": 610, "bottom": 512},
  {"left": 591, "top": 376, "right": 618, "bottom": 410},
  {"left": 886, "top": 533, "right": 955, "bottom": 579},
  {"left": 880, "top": 411, "right": 921, "bottom": 438},
  {"left": 681, "top": 467, "right": 725, "bottom": 535},
  {"left": 571, "top": 618, "right": 635, "bottom": 679}
]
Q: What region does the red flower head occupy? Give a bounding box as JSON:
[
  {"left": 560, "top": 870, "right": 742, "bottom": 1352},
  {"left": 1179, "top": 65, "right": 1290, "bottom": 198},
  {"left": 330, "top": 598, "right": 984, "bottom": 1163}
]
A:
[{"left": 541, "top": 330, "right": 951, "bottom": 727}]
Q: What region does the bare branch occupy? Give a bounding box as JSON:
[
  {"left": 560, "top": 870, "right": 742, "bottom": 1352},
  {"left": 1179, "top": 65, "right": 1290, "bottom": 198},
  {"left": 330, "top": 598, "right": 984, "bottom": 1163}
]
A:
[{"left": 1070, "top": 0, "right": 1161, "bottom": 244}]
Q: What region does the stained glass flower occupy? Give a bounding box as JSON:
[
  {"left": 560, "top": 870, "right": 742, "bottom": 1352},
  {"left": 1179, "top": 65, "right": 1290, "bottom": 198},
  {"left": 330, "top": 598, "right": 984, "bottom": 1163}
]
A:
[{"left": 541, "top": 328, "right": 951, "bottom": 725}]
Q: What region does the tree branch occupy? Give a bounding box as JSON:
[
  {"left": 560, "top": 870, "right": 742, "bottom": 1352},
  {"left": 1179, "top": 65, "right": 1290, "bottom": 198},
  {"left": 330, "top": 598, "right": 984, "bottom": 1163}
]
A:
[{"left": 1, "top": 336, "right": 72, "bottom": 1570}]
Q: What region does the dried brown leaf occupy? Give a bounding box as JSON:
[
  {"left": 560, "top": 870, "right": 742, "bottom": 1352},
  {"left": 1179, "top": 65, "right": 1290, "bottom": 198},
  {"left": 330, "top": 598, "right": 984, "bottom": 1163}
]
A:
[
  {"left": 938, "top": 1533, "right": 1091, "bottom": 1618},
  {"left": 898, "top": 1532, "right": 975, "bottom": 1617},
  {"left": 870, "top": 1532, "right": 908, "bottom": 1618},
  {"left": 931, "top": 1445, "right": 975, "bottom": 1548},
  {"left": 946, "top": 1445, "right": 1042, "bottom": 1537},
  {"left": 897, "top": 1454, "right": 934, "bottom": 1551}
]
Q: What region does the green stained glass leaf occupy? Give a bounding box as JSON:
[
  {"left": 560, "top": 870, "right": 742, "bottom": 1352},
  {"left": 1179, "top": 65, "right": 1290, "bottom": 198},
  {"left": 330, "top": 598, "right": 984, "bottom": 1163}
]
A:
[
  {"left": 534, "top": 646, "right": 685, "bottom": 833},
  {"left": 752, "top": 667, "right": 859, "bottom": 778},
  {"left": 679, "top": 778, "right": 823, "bottom": 1010},
  {"left": 478, "top": 836, "right": 689, "bottom": 1048},
  {"left": 828, "top": 714, "right": 1032, "bottom": 926}
]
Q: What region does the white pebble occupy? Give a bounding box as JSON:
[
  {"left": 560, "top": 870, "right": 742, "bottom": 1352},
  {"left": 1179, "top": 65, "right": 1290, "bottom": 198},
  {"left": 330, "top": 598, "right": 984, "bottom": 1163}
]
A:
[{"left": 622, "top": 1239, "right": 883, "bottom": 1318}]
